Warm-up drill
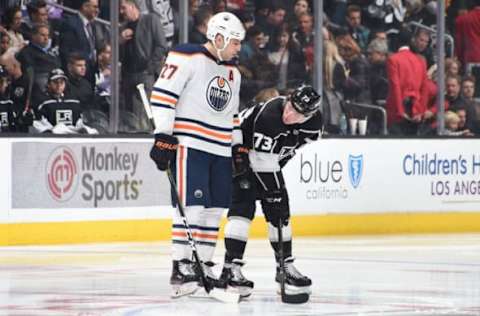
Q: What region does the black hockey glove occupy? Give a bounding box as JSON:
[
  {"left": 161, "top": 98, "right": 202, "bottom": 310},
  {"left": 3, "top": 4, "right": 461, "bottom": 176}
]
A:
[
  {"left": 261, "top": 189, "right": 290, "bottom": 227},
  {"left": 17, "top": 110, "right": 34, "bottom": 127},
  {"left": 150, "top": 133, "right": 178, "bottom": 171},
  {"left": 232, "top": 144, "right": 250, "bottom": 176},
  {"left": 232, "top": 144, "right": 251, "bottom": 189}
]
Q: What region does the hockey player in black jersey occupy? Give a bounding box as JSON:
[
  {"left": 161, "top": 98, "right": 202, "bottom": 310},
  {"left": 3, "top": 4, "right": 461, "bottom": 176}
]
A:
[{"left": 219, "top": 85, "right": 322, "bottom": 299}]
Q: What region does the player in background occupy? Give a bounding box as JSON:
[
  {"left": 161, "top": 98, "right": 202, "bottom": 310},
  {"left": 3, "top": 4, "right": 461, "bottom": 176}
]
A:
[
  {"left": 218, "top": 85, "right": 322, "bottom": 299},
  {"left": 148, "top": 12, "right": 245, "bottom": 298}
]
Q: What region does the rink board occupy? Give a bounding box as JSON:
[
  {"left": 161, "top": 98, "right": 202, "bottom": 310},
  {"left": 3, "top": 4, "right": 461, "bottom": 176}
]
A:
[{"left": 1, "top": 137, "right": 480, "bottom": 245}]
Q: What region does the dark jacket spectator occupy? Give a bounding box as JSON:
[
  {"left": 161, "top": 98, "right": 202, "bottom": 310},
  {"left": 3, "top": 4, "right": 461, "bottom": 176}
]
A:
[
  {"left": 119, "top": 0, "right": 167, "bottom": 132},
  {"left": 65, "top": 53, "right": 94, "bottom": 109},
  {"left": 15, "top": 23, "right": 62, "bottom": 95},
  {"left": 60, "top": 0, "right": 110, "bottom": 85},
  {"left": 189, "top": 5, "right": 212, "bottom": 44}
]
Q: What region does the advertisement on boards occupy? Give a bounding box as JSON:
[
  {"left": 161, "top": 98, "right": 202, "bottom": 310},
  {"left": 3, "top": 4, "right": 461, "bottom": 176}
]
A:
[
  {"left": 12, "top": 141, "right": 171, "bottom": 209},
  {"left": 283, "top": 139, "right": 480, "bottom": 214}
]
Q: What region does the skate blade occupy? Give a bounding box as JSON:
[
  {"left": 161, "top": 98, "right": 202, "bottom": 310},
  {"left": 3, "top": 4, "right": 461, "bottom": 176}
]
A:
[
  {"left": 209, "top": 287, "right": 240, "bottom": 303},
  {"left": 171, "top": 282, "right": 199, "bottom": 298},
  {"left": 276, "top": 283, "right": 312, "bottom": 295},
  {"left": 227, "top": 285, "right": 252, "bottom": 298},
  {"left": 191, "top": 287, "right": 240, "bottom": 303}
]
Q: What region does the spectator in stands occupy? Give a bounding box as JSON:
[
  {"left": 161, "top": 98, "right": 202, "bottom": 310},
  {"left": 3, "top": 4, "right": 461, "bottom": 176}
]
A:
[
  {"left": 345, "top": 4, "right": 370, "bottom": 52},
  {"left": 386, "top": 29, "right": 429, "bottom": 135},
  {"left": 455, "top": 0, "right": 480, "bottom": 71},
  {"left": 286, "top": 0, "right": 310, "bottom": 32},
  {"left": 322, "top": 39, "right": 347, "bottom": 134},
  {"left": 444, "top": 110, "right": 472, "bottom": 136},
  {"left": 60, "top": 0, "right": 110, "bottom": 86},
  {"left": 0, "top": 64, "right": 15, "bottom": 132},
  {"left": 267, "top": 24, "right": 307, "bottom": 90},
  {"left": 336, "top": 34, "right": 370, "bottom": 104},
  {"left": 367, "top": 38, "right": 389, "bottom": 105},
  {"left": 239, "top": 25, "right": 265, "bottom": 64},
  {"left": 238, "top": 27, "right": 277, "bottom": 105},
  {"left": 292, "top": 12, "right": 314, "bottom": 80},
  {"left": 257, "top": 2, "right": 286, "bottom": 49},
  {"left": 411, "top": 28, "right": 434, "bottom": 68},
  {"left": 21, "top": 0, "right": 62, "bottom": 49},
  {"left": 136, "top": 0, "right": 175, "bottom": 47},
  {"left": 2, "top": 6, "right": 27, "bottom": 53},
  {"left": 119, "top": 0, "right": 167, "bottom": 132},
  {"left": 461, "top": 75, "right": 478, "bottom": 104},
  {"left": 94, "top": 42, "right": 111, "bottom": 113},
  {"left": 65, "top": 53, "right": 94, "bottom": 109},
  {"left": 189, "top": 5, "right": 212, "bottom": 44},
  {"left": 15, "top": 23, "right": 62, "bottom": 95},
  {"left": 446, "top": 75, "right": 469, "bottom": 111},
  {"left": 32, "top": 68, "right": 83, "bottom": 133},
  {"left": 253, "top": 87, "right": 280, "bottom": 104},
  {"left": 210, "top": 0, "right": 227, "bottom": 13}
]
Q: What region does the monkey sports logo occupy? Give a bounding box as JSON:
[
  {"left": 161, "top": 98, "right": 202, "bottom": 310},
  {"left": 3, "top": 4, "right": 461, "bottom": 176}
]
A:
[
  {"left": 46, "top": 146, "right": 79, "bottom": 202},
  {"left": 206, "top": 76, "right": 232, "bottom": 111}
]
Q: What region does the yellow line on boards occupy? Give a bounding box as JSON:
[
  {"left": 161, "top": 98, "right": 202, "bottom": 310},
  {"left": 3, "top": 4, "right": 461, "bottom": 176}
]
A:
[{"left": 1, "top": 212, "right": 480, "bottom": 246}]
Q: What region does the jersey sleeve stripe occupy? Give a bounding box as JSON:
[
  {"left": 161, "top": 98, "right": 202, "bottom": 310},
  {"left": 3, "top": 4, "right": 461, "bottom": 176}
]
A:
[
  {"left": 152, "top": 86, "right": 179, "bottom": 99},
  {"left": 176, "top": 117, "right": 233, "bottom": 132},
  {"left": 151, "top": 94, "right": 177, "bottom": 106},
  {"left": 151, "top": 102, "right": 175, "bottom": 110},
  {"left": 174, "top": 122, "right": 232, "bottom": 141}
]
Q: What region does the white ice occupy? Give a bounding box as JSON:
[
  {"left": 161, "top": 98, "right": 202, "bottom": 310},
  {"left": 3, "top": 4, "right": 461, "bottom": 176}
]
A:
[{"left": 0, "top": 234, "right": 479, "bottom": 316}]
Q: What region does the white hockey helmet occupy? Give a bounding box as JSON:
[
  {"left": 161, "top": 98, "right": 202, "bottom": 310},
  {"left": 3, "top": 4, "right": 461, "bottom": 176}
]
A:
[{"left": 206, "top": 12, "right": 245, "bottom": 47}]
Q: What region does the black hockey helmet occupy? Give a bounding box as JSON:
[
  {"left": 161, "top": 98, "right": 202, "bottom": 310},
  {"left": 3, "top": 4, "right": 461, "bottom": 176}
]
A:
[{"left": 289, "top": 85, "right": 321, "bottom": 116}]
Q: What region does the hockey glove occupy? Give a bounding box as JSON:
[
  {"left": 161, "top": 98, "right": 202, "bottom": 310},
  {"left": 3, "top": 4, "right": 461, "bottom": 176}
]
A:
[
  {"left": 232, "top": 144, "right": 250, "bottom": 176},
  {"left": 262, "top": 189, "right": 290, "bottom": 227},
  {"left": 150, "top": 133, "right": 178, "bottom": 171},
  {"left": 232, "top": 144, "right": 251, "bottom": 189}
]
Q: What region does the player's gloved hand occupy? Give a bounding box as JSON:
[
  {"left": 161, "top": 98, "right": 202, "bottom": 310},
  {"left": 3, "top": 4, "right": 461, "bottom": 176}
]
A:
[
  {"left": 232, "top": 144, "right": 251, "bottom": 189},
  {"left": 262, "top": 189, "right": 290, "bottom": 227},
  {"left": 150, "top": 133, "right": 178, "bottom": 171},
  {"left": 17, "top": 110, "right": 34, "bottom": 127}
]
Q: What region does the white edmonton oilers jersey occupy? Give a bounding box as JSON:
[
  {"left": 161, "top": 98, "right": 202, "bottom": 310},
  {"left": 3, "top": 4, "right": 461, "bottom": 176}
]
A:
[{"left": 151, "top": 44, "right": 242, "bottom": 157}]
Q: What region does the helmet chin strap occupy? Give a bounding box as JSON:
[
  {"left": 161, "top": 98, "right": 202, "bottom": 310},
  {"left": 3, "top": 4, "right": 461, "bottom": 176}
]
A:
[{"left": 213, "top": 38, "right": 229, "bottom": 62}]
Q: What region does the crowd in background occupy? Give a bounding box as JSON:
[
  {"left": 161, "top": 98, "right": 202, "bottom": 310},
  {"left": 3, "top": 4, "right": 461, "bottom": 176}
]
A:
[{"left": 0, "top": 0, "right": 479, "bottom": 136}]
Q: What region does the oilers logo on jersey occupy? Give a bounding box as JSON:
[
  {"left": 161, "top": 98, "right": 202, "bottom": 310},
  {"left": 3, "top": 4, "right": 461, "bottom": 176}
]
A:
[{"left": 206, "top": 76, "right": 231, "bottom": 112}]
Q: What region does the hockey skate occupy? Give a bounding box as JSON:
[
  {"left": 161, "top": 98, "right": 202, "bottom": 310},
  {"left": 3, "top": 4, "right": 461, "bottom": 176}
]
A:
[
  {"left": 218, "top": 259, "right": 254, "bottom": 298},
  {"left": 275, "top": 257, "right": 312, "bottom": 295},
  {"left": 170, "top": 259, "right": 199, "bottom": 298}
]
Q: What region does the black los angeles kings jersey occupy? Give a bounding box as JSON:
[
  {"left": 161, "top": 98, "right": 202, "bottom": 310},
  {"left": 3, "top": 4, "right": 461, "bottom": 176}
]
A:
[{"left": 240, "top": 96, "right": 322, "bottom": 173}]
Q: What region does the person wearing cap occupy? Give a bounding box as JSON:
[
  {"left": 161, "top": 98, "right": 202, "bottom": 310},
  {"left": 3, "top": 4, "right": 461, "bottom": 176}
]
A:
[
  {"left": 32, "top": 68, "right": 83, "bottom": 132},
  {"left": 148, "top": 11, "right": 244, "bottom": 297}
]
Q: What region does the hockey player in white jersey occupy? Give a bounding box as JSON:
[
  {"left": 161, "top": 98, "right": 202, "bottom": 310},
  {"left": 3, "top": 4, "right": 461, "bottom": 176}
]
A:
[
  {"left": 148, "top": 12, "right": 245, "bottom": 298},
  {"left": 218, "top": 85, "right": 323, "bottom": 300}
]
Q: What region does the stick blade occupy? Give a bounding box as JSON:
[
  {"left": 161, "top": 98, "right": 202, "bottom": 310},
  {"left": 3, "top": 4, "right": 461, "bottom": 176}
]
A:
[
  {"left": 281, "top": 293, "right": 310, "bottom": 304},
  {"left": 209, "top": 288, "right": 240, "bottom": 303}
]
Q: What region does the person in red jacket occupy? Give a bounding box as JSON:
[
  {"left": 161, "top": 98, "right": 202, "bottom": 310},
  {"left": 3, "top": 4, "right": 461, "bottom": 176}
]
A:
[
  {"left": 455, "top": 0, "right": 480, "bottom": 68},
  {"left": 386, "top": 29, "right": 429, "bottom": 135}
]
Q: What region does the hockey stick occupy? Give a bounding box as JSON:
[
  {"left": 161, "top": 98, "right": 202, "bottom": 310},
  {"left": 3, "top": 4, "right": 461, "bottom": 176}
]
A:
[
  {"left": 24, "top": 67, "right": 34, "bottom": 111},
  {"left": 166, "top": 167, "right": 240, "bottom": 304},
  {"left": 136, "top": 83, "right": 156, "bottom": 131},
  {"left": 137, "top": 82, "right": 239, "bottom": 303},
  {"left": 277, "top": 219, "right": 310, "bottom": 304}
]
